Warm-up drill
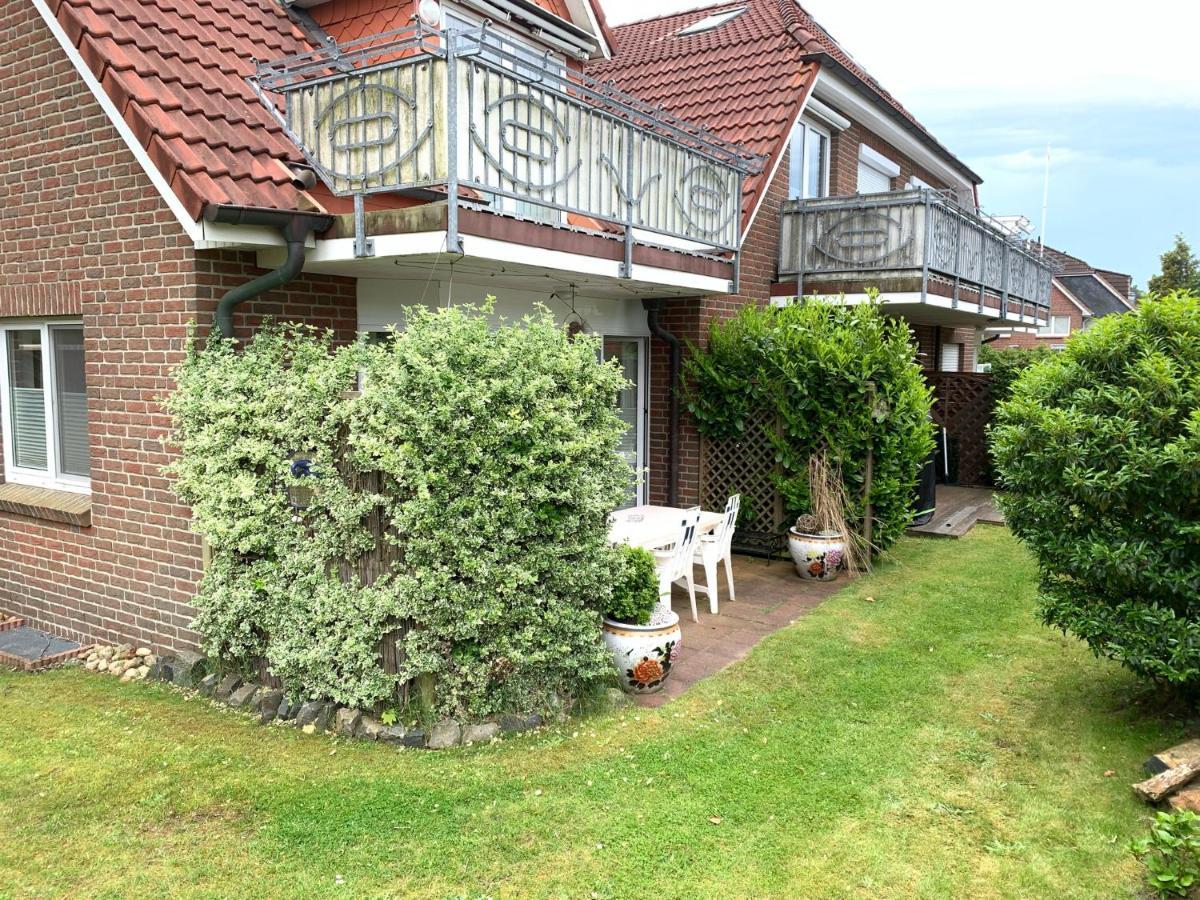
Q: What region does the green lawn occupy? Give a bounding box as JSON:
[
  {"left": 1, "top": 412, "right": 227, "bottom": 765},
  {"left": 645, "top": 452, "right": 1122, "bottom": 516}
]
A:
[{"left": 0, "top": 529, "right": 1181, "bottom": 898}]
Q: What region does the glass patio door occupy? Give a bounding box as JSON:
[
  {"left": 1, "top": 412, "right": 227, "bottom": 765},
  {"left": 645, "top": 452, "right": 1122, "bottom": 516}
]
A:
[{"left": 602, "top": 337, "right": 647, "bottom": 508}]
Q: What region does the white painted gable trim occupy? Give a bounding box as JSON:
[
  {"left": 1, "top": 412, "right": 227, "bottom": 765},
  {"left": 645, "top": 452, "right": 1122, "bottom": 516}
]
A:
[{"left": 31, "top": 0, "right": 202, "bottom": 243}]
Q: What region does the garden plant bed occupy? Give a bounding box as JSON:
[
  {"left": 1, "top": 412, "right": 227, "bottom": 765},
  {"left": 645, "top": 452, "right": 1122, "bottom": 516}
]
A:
[{"left": 0, "top": 530, "right": 1179, "bottom": 897}]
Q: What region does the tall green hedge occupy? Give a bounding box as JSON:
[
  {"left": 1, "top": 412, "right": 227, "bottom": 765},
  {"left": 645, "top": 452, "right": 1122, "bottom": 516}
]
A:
[
  {"left": 978, "top": 343, "right": 1055, "bottom": 400},
  {"left": 991, "top": 292, "right": 1200, "bottom": 690},
  {"left": 684, "top": 300, "right": 934, "bottom": 551},
  {"left": 166, "top": 305, "right": 631, "bottom": 717}
]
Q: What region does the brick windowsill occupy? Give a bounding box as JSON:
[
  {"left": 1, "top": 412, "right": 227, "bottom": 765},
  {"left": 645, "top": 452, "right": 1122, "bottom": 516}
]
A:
[{"left": 0, "top": 483, "right": 91, "bottom": 527}]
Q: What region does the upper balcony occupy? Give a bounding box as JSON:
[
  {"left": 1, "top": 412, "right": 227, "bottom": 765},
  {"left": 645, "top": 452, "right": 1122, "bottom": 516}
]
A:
[
  {"left": 253, "top": 23, "right": 763, "bottom": 291},
  {"left": 777, "top": 189, "right": 1053, "bottom": 327}
]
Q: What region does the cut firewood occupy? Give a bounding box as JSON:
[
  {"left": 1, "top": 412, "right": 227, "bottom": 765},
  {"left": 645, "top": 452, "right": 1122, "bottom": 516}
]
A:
[
  {"left": 1133, "top": 758, "right": 1200, "bottom": 804},
  {"left": 1145, "top": 738, "right": 1200, "bottom": 776}
]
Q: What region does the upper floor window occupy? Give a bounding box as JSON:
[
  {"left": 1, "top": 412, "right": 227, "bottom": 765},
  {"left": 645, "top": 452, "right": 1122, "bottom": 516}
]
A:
[
  {"left": 0, "top": 321, "right": 90, "bottom": 493},
  {"left": 788, "top": 120, "right": 830, "bottom": 200},
  {"left": 857, "top": 144, "right": 900, "bottom": 194}
]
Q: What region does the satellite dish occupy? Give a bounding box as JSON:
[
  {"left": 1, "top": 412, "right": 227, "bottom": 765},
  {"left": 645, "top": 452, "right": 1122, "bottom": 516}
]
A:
[{"left": 418, "top": 0, "right": 443, "bottom": 29}]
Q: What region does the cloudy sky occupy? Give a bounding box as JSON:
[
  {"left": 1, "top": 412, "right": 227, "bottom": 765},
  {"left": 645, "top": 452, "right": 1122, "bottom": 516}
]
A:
[{"left": 599, "top": 0, "right": 1200, "bottom": 288}]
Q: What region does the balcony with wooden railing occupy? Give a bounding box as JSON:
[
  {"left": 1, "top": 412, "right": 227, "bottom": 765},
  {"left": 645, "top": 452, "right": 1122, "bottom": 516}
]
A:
[
  {"left": 778, "top": 190, "right": 1053, "bottom": 324},
  {"left": 253, "top": 24, "right": 763, "bottom": 281}
]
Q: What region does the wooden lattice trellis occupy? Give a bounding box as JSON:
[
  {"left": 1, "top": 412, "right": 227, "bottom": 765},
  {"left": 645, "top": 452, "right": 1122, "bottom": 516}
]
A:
[
  {"left": 700, "top": 410, "right": 787, "bottom": 555},
  {"left": 927, "top": 371, "right": 995, "bottom": 487}
]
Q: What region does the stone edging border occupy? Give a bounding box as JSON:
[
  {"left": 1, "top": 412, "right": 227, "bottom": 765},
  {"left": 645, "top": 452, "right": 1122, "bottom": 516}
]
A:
[{"left": 128, "top": 649, "right": 553, "bottom": 749}]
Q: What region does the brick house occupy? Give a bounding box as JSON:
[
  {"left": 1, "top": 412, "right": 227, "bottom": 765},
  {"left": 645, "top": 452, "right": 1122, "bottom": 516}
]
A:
[
  {"left": 987, "top": 245, "right": 1135, "bottom": 351},
  {"left": 0, "top": 0, "right": 1047, "bottom": 652}
]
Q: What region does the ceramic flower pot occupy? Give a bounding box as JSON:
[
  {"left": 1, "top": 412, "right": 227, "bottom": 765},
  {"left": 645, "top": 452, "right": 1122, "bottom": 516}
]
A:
[
  {"left": 787, "top": 529, "right": 846, "bottom": 581},
  {"left": 602, "top": 610, "right": 682, "bottom": 694}
]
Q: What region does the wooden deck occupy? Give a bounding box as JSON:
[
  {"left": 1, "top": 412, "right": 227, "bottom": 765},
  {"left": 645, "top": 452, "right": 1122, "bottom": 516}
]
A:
[
  {"left": 907, "top": 485, "right": 1004, "bottom": 539},
  {"left": 638, "top": 555, "right": 843, "bottom": 707}
]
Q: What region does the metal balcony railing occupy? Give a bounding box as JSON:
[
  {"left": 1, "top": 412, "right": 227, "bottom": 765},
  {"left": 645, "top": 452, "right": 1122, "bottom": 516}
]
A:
[
  {"left": 778, "top": 189, "right": 1053, "bottom": 317},
  {"left": 254, "top": 24, "right": 764, "bottom": 269}
]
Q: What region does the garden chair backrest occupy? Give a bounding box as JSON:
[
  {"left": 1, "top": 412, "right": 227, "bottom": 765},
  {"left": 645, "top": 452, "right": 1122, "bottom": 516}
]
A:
[
  {"left": 713, "top": 494, "right": 740, "bottom": 554},
  {"left": 665, "top": 510, "right": 702, "bottom": 583}
]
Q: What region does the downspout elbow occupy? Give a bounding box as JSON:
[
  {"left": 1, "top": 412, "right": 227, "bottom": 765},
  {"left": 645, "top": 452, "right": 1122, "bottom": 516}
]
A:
[
  {"left": 215, "top": 238, "right": 307, "bottom": 340},
  {"left": 202, "top": 205, "right": 334, "bottom": 341}
]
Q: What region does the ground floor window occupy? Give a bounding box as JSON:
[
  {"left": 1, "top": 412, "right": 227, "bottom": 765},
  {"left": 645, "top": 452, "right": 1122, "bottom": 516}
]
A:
[
  {"left": 940, "top": 342, "right": 962, "bottom": 372},
  {"left": 0, "top": 321, "right": 90, "bottom": 492}
]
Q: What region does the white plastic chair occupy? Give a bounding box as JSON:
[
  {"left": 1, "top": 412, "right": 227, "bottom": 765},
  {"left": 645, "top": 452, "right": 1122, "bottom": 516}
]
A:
[
  {"left": 692, "top": 494, "right": 740, "bottom": 614},
  {"left": 653, "top": 509, "right": 702, "bottom": 622}
]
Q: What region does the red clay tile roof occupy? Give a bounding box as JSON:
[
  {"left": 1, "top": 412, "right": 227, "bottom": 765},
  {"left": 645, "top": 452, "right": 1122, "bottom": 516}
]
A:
[
  {"left": 587, "top": 0, "right": 979, "bottom": 226},
  {"left": 312, "top": 0, "right": 578, "bottom": 44},
  {"left": 49, "top": 0, "right": 323, "bottom": 218}
]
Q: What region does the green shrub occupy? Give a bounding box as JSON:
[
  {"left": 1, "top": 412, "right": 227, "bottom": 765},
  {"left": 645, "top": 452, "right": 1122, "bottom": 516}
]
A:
[
  {"left": 684, "top": 299, "right": 934, "bottom": 552},
  {"left": 990, "top": 292, "right": 1200, "bottom": 690},
  {"left": 605, "top": 545, "right": 660, "bottom": 625},
  {"left": 1131, "top": 810, "right": 1200, "bottom": 898},
  {"left": 166, "top": 305, "right": 632, "bottom": 717},
  {"left": 978, "top": 343, "right": 1054, "bottom": 400}
]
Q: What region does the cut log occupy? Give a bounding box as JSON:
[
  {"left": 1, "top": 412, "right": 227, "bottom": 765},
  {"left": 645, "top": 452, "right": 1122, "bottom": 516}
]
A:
[
  {"left": 1133, "top": 758, "right": 1200, "bottom": 804},
  {"left": 1145, "top": 738, "right": 1200, "bottom": 776}
]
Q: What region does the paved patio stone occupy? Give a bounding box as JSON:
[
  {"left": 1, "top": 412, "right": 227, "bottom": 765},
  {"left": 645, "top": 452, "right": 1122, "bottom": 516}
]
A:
[{"left": 637, "top": 554, "right": 844, "bottom": 708}]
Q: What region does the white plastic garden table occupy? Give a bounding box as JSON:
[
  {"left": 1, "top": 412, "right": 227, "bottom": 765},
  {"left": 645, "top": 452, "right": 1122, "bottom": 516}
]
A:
[{"left": 608, "top": 505, "right": 723, "bottom": 551}]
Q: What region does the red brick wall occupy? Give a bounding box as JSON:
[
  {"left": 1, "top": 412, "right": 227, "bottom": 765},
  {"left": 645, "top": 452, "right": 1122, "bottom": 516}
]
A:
[
  {"left": 0, "top": 3, "right": 355, "bottom": 652},
  {"left": 988, "top": 282, "right": 1082, "bottom": 350}
]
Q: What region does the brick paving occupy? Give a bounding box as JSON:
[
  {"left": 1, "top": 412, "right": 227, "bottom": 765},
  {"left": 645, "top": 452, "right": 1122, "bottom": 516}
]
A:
[{"left": 638, "top": 554, "right": 845, "bottom": 707}]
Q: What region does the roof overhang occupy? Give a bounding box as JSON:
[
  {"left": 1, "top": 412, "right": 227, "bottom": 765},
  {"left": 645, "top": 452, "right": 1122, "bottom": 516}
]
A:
[{"left": 808, "top": 57, "right": 983, "bottom": 189}]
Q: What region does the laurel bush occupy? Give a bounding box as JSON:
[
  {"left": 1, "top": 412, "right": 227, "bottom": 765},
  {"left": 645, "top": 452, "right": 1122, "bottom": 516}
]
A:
[
  {"left": 684, "top": 300, "right": 934, "bottom": 552},
  {"left": 991, "top": 292, "right": 1200, "bottom": 690},
  {"left": 167, "top": 306, "right": 631, "bottom": 716}
]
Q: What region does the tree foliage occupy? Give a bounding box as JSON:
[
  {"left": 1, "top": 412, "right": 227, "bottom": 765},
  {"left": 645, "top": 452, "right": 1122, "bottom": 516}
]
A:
[
  {"left": 684, "top": 300, "right": 934, "bottom": 552},
  {"left": 1148, "top": 235, "right": 1200, "bottom": 296},
  {"left": 166, "top": 305, "right": 631, "bottom": 717},
  {"left": 991, "top": 291, "right": 1200, "bottom": 690},
  {"left": 979, "top": 343, "right": 1055, "bottom": 400}
]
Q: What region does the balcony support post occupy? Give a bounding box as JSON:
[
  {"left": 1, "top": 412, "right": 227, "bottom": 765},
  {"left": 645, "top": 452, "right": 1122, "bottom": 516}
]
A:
[
  {"left": 353, "top": 193, "right": 374, "bottom": 258},
  {"left": 445, "top": 28, "right": 464, "bottom": 255}
]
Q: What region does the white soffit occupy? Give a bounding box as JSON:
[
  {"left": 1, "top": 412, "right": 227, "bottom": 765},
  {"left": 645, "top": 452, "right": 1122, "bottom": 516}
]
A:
[{"left": 812, "top": 69, "right": 975, "bottom": 196}]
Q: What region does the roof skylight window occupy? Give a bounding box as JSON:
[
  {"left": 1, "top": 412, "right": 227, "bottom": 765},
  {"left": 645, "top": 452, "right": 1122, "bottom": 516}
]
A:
[{"left": 674, "top": 7, "right": 746, "bottom": 36}]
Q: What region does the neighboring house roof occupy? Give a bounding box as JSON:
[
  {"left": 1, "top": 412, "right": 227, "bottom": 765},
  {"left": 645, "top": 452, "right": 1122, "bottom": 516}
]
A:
[
  {"left": 1035, "top": 243, "right": 1136, "bottom": 306},
  {"left": 585, "top": 0, "right": 980, "bottom": 226},
  {"left": 47, "top": 0, "right": 328, "bottom": 218},
  {"left": 1057, "top": 274, "right": 1133, "bottom": 318}
]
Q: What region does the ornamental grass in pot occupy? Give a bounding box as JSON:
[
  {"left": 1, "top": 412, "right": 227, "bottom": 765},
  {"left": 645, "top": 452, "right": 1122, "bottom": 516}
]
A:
[
  {"left": 601, "top": 545, "right": 682, "bottom": 694},
  {"left": 787, "top": 452, "right": 862, "bottom": 581}
]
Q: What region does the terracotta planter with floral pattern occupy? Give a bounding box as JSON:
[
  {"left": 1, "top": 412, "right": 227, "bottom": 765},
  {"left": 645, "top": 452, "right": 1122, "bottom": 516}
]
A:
[
  {"left": 787, "top": 529, "right": 846, "bottom": 581},
  {"left": 602, "top": 611, "right": 682, "bottom": 694}
]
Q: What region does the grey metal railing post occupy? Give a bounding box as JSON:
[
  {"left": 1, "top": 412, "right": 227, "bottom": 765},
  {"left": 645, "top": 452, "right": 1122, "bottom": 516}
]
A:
[
  {"left": 1000, "top": 241, "right": 1009, "bottom": 320},
  {"left": 919, "top": 191, "right": 932, "bottom": 302},
  {"left": 445, "top": 28, "right": 463, "bottom": 254},
  {"left": 620, "top": 129, "right": 634, "bottom": 279}
]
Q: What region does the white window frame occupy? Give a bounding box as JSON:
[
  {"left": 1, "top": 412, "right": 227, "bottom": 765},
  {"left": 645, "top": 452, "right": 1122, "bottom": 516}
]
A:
[
  {"left": 787, "top": 119, "right": 831, "bottom": 201},
  {"left": 601, "top": 335, "right": 649, "bottom": 508},
  {"left": 0, "top": 319, "right": 91, "bottom": 493},
  {"left": 1038, "top": 315, "right": 1071, "bottom": 338}
]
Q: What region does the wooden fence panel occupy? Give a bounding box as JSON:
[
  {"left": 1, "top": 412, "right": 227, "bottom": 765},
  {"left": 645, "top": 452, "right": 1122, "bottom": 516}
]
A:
[{"left": 699, "top": 410, "right": 787, "bottom": 555}]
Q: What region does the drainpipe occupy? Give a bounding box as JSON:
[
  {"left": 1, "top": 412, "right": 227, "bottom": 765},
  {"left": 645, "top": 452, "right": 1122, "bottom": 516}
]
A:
[
  {"left": 643, "top": 299, "right": 680, "bottom": 507},
  {"left": 202, "top": 205, "right": 335, "bottom": 340}
]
